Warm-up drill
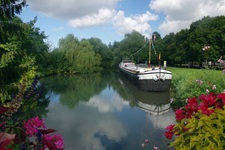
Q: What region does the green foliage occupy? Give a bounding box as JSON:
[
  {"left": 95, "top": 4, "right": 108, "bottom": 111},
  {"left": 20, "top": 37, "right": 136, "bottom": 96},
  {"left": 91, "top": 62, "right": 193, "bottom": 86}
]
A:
[
  {"left": 169, "top": 67, "right": 225, "bottom": 101},
  {"left": 40, "top": 73, "right": 105, "bottom": 108},
  {"left": 157, "top": 16, "right": 225, "bottom": 66},
  {"left": 0, "top": 43, "right": 17, "bottom": 69},
  {"left": 171, "top": 106, "right": 225, "bottom": 150},
  {"left": 0, "top": 0, "right": 26, "bottom": 21},
  {"left": 49, "top": 34, "right": 102, "bottom": 74},
  {"left": 88, "top": 37, "right": 113, "bottom": 68},
  {"left": 19, "top": 64, "right": 37, "bottom": 86},
  {"left": 0, "top": 16, "right": 48, "bottom": 90},
  {"left": 112, "top": 31, "right": 147, "bottom": 66}
]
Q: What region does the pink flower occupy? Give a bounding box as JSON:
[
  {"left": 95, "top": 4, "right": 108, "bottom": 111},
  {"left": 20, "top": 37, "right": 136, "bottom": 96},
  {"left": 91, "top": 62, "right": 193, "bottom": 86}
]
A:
[
  {"left": 145, "top": 138, "right": 149, "bottom": 143},
  {"left": 23, "top": 117, "right": 46, "bottom": 137},
  {"left": 43, "top": 134, "right": 64, "bottom": 149},
  {"left": 196, "top": 80, "right": 203, "bottom": 85}
]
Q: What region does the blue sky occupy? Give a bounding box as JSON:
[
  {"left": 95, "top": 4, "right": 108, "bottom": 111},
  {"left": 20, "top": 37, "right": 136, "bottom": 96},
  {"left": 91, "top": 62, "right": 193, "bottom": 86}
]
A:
[{"left": 19, "top": 0, "right": 225, "bottom": 48}]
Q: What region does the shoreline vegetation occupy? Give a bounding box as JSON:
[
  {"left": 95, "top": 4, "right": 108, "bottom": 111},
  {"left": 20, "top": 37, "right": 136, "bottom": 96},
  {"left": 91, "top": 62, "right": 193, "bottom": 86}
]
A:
[
  {"left": 165, "top": 67, "right": 225, "bottom": 149},
  {"left": 168, "top": 67, "right": 225, "bottom": 100},
  {"left": 1, "top": 1, "right": 225, "bottom": 149}
]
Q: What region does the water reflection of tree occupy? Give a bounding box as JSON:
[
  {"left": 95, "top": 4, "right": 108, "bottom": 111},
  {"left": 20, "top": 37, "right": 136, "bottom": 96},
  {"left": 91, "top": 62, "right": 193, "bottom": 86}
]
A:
[
  {"left": 41, "top": 71, "right": 166, "bottom": 109},
  {"left": 14, "top": 93, "right": 50, "bottom": 120},
  {"left": 108, "top": 73, "right": 136, "bottom": 106},
  {"left": 2, "top": 80, "right": 51, "bottom": 122},
  {"left": 41, "top": 73, "right": 107, "bottom": 108}
]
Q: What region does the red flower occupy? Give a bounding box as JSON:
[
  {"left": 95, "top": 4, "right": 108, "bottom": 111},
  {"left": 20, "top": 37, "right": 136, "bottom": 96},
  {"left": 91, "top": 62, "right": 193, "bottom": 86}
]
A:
[
  {"left": 185, "top": 109, "right": 194, "bottom": 119},
  {"left": 199, "top": 93, "right": 216, "bottom": 106},
  {"left": 185, "top": 97, "right": 198, "bottom": 111},
  {"left": 0, "top": 132, "right": 15, "bottom": 150},
  {"left": 175, "top": 109, "right": 185, "bottom": 121},
  {"left": 166, "top": 124, "right": 175, "bottom": 131},
  {"left": 165, "top": 125, "right": 175, "bottom": 139},
  {"left": 217, "top": 93, "right": 225, "bottom": 105},
  {"left": 165, "top": 92, "right": 225, "bottom": 142},
  {"left": 164, "top": 131, "right": 174, "bottom": 140},
  {"left": 214, "top": 101, "right": 223, "bottom": 109},
  {"left": 198, "top": 103, "right": 214, "bottom": 116}
]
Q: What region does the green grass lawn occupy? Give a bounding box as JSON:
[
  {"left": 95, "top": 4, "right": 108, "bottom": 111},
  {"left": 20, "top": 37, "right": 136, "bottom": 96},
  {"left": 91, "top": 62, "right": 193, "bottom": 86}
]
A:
[{"left": 167, "top": 67, "right": 225, "bottom": 100}]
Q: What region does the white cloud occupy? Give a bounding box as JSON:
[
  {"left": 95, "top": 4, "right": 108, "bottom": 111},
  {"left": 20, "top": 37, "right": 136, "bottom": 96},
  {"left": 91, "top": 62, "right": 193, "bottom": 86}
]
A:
[
  {"left": 27, "top": 0, "right": 158, "bottom": 37},
  {"left": 69, "top": 8, "right": 116, "bottom": 27},
  {"left": 112, "top": 10, "right": 158, "bottom": 37},
  {"left": 85, "top": 90, "right": 129, "bottom": 113},
  {"left": 149, "top": 0, "right": 225, "bottom": 36},
  {"left": 45, "top": 102, "right": 127, "bottom": 149},
  {"left": 27, "top": 0, "right": 119, "bottom": 19},
  {"left": 26, "top": 0, "right": 225, "bottom": 41}
]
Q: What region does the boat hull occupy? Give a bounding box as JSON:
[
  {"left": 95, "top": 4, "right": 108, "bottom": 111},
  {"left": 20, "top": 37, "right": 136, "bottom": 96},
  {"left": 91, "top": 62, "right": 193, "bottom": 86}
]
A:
[{"left": 119, "top": 64, "right": 172, "bottom": 92}]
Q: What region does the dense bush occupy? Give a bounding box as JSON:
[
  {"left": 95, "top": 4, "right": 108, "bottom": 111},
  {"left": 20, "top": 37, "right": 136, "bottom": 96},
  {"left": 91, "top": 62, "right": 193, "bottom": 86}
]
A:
[{"left": 165, "top": 92, "right": 225, "bottom": 149}]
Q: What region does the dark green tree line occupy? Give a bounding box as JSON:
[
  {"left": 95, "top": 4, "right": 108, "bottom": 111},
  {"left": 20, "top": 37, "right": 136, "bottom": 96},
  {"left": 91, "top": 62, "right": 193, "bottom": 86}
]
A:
[{"left": 157, "top": 16, "right": 225, "bottom": 67}]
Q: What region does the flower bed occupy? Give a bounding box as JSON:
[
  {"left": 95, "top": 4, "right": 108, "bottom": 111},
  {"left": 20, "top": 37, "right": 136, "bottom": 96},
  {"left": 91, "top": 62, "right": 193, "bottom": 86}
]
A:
[{"left": 165, "top": 92, "right": 225, "bottom": 149}]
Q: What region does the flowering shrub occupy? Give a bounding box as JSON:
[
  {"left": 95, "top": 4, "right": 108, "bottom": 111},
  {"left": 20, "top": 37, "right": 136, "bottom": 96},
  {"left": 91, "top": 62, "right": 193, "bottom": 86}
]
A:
[
  {"left": 22, "top": 116, "right": 64, "bottom": 150},
  {"left": 165, "top": 92, "right": 225, "bottom": 149},
  {"left": 0, "top": 76, "right": 64, "bottom": 150}
]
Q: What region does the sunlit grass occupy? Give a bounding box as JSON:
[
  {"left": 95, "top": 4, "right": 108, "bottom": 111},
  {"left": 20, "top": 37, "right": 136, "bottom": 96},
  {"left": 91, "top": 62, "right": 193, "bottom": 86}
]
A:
[{"left": 167, "top": 67, "right": 225, "bottom": 100}]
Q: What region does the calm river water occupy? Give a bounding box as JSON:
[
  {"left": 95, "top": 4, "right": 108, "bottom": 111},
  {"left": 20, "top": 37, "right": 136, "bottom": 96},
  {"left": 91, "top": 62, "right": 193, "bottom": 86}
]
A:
[{"left": 40, "top": 72, "right": 176, "bottom": 150}]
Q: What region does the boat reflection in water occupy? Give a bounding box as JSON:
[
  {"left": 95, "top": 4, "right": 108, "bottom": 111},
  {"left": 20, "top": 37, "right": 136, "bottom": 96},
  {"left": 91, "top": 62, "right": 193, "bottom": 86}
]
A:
[
  {"left": 119, "top": 74, "right": 175, "bottom": 128},
  {"left": 136, "top": 91, "right": 170, "bottom": 116},
  {"left": 119, "top": 75, "right": 170, "bottom": 114}
]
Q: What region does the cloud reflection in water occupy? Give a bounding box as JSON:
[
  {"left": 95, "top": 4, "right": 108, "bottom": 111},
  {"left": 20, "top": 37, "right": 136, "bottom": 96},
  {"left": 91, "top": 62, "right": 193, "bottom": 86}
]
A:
[{"left": 44, "top": 88, "right": 128, "bottom": 150}]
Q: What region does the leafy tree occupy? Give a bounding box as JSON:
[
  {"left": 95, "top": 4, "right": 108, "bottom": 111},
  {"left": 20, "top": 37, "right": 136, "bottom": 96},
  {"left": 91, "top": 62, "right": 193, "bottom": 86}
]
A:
[
  {"left": 51, "top": 34, "right": 102, "bottom": 74},
  {"left": 0, "top": 0, "right": 27, "bottom": 21},
  {"left": 0, "top": 16, "right": 48, "bottom": 102},
  {"left": 156, "top": 16, "right": 225, "bottom": 68},
  {"left": 157, "top": 33, "right": 176, "bottom": 66},
  {"left": 174, "top": 29, "right": 189, "bottom": 66},
  {"left": 88, "top": 37, "right": 113, "bottom": 68},
  {"left": 112, "top": 31, "right": 146, "bottom": 66}
]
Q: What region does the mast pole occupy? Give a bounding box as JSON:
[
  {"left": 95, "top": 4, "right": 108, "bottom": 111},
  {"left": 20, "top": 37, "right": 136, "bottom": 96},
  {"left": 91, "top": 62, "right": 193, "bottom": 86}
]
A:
[{"left": 148, "top": 37, "right": 151, "bottom": 68}]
